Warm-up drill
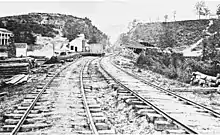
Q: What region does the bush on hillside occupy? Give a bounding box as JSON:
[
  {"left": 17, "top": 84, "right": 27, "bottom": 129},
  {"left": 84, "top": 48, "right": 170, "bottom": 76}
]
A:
[
  {"left": 208, "top": 19, "right": 220, "bottom": 33},
  {"left": 137, "top": 50, "right": 220, "bottom": 83},
  {"left": 136, "top": 50, "right": 220, "bottom": 83}
]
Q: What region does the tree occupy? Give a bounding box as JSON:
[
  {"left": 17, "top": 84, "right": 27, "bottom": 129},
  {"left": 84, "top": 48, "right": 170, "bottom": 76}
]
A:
[
  {"left": 128, "top": 19, "right": 139, "bottom": 31},
  {"left": 62, "top": 20, "right": 81, "bottom": 41},
  {"left": 195, "top": 1, "right": 210, "bottom": 19},
  {"left": 8, "top": 37, "right": 16, "bottom": 58},
  {"left": 217, "top": 4, "right": 220, "bottom": 18},
  {"left": 164, "top": 15, "right": 168, "bottom": 22}
]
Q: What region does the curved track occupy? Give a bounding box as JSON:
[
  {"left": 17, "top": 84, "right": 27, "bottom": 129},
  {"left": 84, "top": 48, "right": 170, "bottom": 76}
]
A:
[
  {"left": 80, "top": 58, "right": 115, "bottom": 135},
  {"left": 99, "top": 56, "right": 220, "bottom": 134},
  {"left": 80, "top": 58, "right": 99, "bottom": 135}
]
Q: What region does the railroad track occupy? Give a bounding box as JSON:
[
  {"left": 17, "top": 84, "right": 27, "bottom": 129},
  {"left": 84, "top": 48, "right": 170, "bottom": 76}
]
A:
[
  {"left": 0, "top": 58, "right": 80, "bottom": 135},
  {"left": 79, "top": 58, "right": 115, "bottom": 134},
  {"left": 99, "top": 56, "right": 220, "bottom": 134}
]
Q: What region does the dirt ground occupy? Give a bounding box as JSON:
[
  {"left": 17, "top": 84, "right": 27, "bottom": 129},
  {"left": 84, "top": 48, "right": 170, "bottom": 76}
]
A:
[
  {"left": 0, "top": 64, "right": 61, "bottom": 126},
  {"left": 90, "top": 59, "right": 161, "bottom": 134}
]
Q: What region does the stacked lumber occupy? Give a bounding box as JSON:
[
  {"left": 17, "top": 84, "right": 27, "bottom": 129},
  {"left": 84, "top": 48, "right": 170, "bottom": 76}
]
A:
[{"left": 0, "top": 58, "right": 33, "bottom": 77}]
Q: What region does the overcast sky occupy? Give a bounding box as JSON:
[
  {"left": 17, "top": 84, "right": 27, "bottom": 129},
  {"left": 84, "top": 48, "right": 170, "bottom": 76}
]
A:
[{"left": 0, "top": 0, "right": 220, "bottom": 43}]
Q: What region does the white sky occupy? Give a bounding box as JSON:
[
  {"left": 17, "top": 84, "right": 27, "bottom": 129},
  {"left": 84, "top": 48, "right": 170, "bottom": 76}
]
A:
[{"left": 0, "top": 0, "right": 220, "bottom": 43}]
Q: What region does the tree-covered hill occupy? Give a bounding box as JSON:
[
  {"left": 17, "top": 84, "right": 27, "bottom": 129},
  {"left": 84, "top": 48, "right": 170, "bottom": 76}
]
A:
[{"left": 0, "top": 12, "right": 108, "bottom": 45}]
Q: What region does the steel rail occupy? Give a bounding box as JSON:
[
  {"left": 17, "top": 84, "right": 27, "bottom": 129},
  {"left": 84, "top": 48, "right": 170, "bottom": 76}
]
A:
[
  {"left": 99, "top": 57, "right": 197, "bottom": 134},
  {"left": 10, "top": 58, "right": 81, "bottom": 135},
  {"left": 80, "top": 58, "right": 99, "bottom": 135},
  {"left": 110, "top": 55, "right": 220, "bottom": 118}
]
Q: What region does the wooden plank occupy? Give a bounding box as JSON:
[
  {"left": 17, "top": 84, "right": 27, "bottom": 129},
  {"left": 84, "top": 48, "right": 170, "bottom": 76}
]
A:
[
  {"left": 0, "top": 70, "right": 29, "bottom": 73},
  {"left": 0, "top": 63, "right": 29, "bottom": 67},
  {"left": 5, "top": 74, "right": 26, "bottom": 84},
  {"left": 15, "top": 75, "right": 29, "bottom": 85},
  {"left": 172, "top": 87, "right": 217, "bottom": 92},
  {"left": 0, "top": 58, "right": 32, "bottom": 63}
]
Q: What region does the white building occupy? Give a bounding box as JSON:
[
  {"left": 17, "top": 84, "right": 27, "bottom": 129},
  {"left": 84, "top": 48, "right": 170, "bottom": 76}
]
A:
[
  {"left": 14, "top": 43, "right": 27, "bottom": 57},
  {"left": 0, "top": 28, "right": 13, "bottom": 57},
  {"left": 69, "top": 34, "right": 87, "bottom": 52},
  {"left": 89, "top": 43, "right": 104, "bottom": 53},
  {"left": 0, "top": 28, "right": 13, "bottom": 45}
]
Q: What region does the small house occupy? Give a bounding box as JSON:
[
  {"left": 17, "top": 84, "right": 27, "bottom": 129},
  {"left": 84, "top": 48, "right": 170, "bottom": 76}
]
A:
[
  {"left": 14, "top": 43, "right": 27, "bottom": 57},
  {"left": 69, "top": 34, "right": 87, "bottom": 52}
]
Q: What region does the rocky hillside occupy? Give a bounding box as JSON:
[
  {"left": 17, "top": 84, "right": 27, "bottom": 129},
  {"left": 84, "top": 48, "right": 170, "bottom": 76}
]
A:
[
  {"left": 119, "top": 19, "right": 220, "bottom": 51},
  {"left": 0, "top": 12, "right": 108, "bottom": 45}
]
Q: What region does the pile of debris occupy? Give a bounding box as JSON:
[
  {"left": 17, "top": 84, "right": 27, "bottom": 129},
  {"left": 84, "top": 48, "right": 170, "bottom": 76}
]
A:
[{"left": 190, "top": 71, "right": 220, "bottom": 87}]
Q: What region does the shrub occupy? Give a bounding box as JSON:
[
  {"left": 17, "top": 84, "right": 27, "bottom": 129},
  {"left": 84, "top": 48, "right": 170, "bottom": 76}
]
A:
[{"left": 136, "top": 51, "right": 198, "bottom": 83}]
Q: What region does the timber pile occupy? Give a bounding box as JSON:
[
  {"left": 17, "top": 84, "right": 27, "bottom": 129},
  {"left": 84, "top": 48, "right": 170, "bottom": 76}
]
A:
[
  {"left": 190, "top": 71, "right": 220, "bottom": 87},
  {"left": 0, "top": 58, "right": 34, "bottom": 77}
]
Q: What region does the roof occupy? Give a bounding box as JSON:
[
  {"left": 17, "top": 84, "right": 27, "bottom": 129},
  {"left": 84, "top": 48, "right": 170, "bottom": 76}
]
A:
[
  {"left": 123, "top": 41, "right": 147, "bottom": 49},
  {"left": 0, "top": 28, "right": 12, "bottom": 33},
  {"left": 14, "top": 43, "right": 27, "bottom": 48},
  {"left": 182, "top": 50, "right": 202, "bottom": 57}
]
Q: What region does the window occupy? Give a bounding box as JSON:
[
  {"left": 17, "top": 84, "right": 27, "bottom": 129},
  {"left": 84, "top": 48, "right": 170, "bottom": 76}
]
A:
[
  {"left": 75, "top": 47, "right": 78, "bottom": 52},
  {"left": 60, "top": 52, "right": 67, "bottom": 56},
  {"left": 71, "top": 46, "right": 74, "bottom": 50},
  {"left": 2, "top": 39, "right": 5, "bottom": 45}
]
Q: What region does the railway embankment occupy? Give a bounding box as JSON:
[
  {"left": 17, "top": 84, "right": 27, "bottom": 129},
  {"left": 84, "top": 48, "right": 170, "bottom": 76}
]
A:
[{"left": 112, "top": 54, "right": 220, "bottom": 115}]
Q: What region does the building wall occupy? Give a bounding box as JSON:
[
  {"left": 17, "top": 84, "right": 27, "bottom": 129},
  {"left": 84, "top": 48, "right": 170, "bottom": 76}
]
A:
[
  {"left": 0, "top": 46, "right": 8, "bottom": 58},
  {"left": 69, "top": 34, "right": 87, "bottom": 52},
  {"left": 0, "top": 29, "right": 13, "bottom": 58},
  {"left": 0, "top": 31, "right": 12, "bottom": 45},
  {"left": 90, "top": 44, "right": 104, "bottom": 53},
  {"left": 16, "top": 48, "right": 27, "bottom": 57},
  {"left": 69, "top": 38, "right": 83, "bottom": 52},
  {"left": 15, "top": 43, "right": 27, "bottom": 57}
]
